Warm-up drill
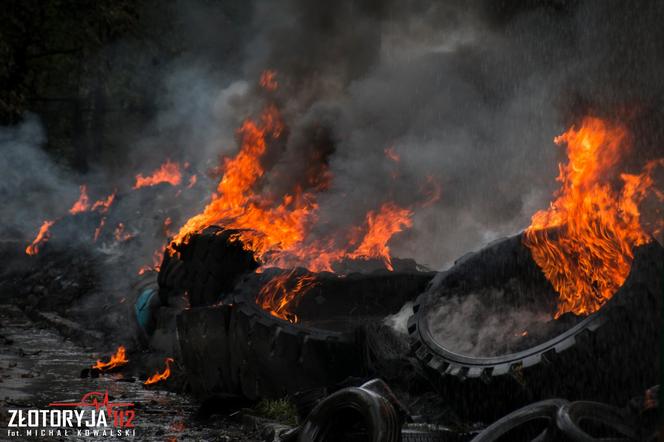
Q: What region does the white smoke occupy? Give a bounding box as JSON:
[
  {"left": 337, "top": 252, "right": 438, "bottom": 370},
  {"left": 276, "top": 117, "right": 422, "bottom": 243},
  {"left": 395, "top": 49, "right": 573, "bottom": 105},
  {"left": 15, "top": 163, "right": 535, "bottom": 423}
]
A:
[{"left": 426, "top": 290, "right": 551, "bottom": 357}]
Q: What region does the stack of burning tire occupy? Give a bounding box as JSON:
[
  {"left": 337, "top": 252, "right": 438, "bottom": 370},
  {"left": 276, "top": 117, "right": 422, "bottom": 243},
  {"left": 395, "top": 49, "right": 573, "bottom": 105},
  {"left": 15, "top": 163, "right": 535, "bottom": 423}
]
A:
[
  {"left": 148, "top": 225, "right": 662, "bottom": 440},
  {"left": 163, "top": 225, "right": 434, "bottom": 400}
]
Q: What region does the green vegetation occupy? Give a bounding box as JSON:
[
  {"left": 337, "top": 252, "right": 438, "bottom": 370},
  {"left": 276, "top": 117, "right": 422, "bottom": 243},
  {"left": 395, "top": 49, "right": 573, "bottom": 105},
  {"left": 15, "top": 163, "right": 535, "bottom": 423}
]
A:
[{"left": 253, "top": 398, "right": 298, "bottom": 426}]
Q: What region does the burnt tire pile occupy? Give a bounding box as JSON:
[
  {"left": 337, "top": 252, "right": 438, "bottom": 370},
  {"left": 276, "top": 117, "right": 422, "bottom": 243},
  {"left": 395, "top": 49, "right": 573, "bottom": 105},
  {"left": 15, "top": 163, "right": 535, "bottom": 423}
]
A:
[
  {"left": 271, "top": 381, "right": 659, "bottom": 441},
  {"left": 177, "top": 299, "right": 364, "bottom": 400},
  {"left": 156, "top": 226, "right": 663, "bottom": 440},
  {"left": 168, "top": 226, "right": 434, "bottom": 400}
]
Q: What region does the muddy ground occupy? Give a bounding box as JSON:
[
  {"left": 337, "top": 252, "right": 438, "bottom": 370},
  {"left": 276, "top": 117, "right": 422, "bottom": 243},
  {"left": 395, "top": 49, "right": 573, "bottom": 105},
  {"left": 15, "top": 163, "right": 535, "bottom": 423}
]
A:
[{"left": 0, "top": 303, "right": 263, "bottom": 441}]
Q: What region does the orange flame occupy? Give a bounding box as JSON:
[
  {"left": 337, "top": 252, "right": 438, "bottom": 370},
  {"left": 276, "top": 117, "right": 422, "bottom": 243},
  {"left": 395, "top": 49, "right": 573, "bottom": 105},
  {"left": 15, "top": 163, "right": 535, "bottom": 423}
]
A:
[
  {"left": 133, "top": 160, "right": 182, "bottom": 189},
  {"left": 259, "top": 70, "right": 278, "bottom": 91},
  {"left": 384, "top": 147, "right": 400, "bottom": 163},
  {"left": 92, "top": 346, "right": 128, "bottom": 371},
  {"left": 144, "top": 357, "right": 174, "bottom": 385},
  {"left": 26, "top": 186, "right": 117, "bottom": 254},
  {"left": 168, "top": 103, "right": 306, "bottom": 259},
  {"left": 114, "top": 223, "right": 134, "bottom": 242},
  {"left": 258, "top": 270, "right": 317, "bottom": 323},
  {"left": 138, "top": 247, "right": 164, "bottom": 275},
  {"left": 26, "top": 220, "right": 55, "bottom": 255},
  {"left": 91, "top": 191, "right": 116, "bottom": 214},
  {"left": 152, "top": 246, "right": 165, "bottom": 271},
  {"left": 524, "top": 117, "right": 662, "bottom": 318},
  {"left": 162, "top": 217, "right": 174, "bottom": 238},
  {"left": 69, "top": 186, "right": 115, "bottom": 215},
  {"left": 168, "top": 72, "right": 428, "bottom": 315},
  {"left": 347, "top": 203, "right": 413, "bottom": 271},
  {"left": 69, "top": 185, "right": 90, "bottom": 214},
  {"left": 169, "top": 102, "right": 413, "bottom": 272},
  {"left": 93, "top": 217, "right": 106, "bottom": 242}
]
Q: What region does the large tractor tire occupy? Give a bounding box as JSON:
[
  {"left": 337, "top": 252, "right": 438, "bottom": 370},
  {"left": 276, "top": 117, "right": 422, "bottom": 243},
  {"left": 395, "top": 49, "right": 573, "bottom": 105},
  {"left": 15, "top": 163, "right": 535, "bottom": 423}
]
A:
[
  {"left": 177, "top": 298, "right": 363, "bottom": 399},
  {"left": 407, "top": 233, "right": 664, "bottom": 421},
  {"left": 173, "top": 226, "right": 435, "bottom": 400}
]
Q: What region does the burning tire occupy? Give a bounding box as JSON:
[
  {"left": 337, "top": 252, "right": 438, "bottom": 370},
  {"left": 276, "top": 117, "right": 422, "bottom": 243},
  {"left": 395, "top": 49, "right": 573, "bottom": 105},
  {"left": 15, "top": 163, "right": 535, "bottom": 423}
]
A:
[
  {"left": 162, "top": 226, "right": 259, "bottom": 307},
  {"left": 407, "top": 233, "right": 664, "bottom": 420},
  {"left": 176, "top": 238, "right": 434, "bottom": 399},
  {"left": 172, "top": 226, "right": 434, "bottom": 398},
  {"left": 223, "top": 269, "right": 433, "bottom": 399}
]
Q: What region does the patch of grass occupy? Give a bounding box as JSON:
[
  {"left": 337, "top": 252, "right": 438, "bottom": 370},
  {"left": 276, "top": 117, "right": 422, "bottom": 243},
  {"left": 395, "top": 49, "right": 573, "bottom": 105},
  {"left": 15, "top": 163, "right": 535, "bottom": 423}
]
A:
[{"left": 253, "top": 398, "right": 298, "bottom": 426}]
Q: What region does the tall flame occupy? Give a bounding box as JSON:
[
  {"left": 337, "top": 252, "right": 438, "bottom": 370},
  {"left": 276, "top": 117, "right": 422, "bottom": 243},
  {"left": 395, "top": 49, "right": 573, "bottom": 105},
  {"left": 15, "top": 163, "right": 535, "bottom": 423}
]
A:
[
  {"left": 169, "top": 101, "right": 415, "bottom": 272},
  {"left": 144, "top": 357, "right": 174, "bottom": 385},
  {"left": 92, "top": 346, "right": 129, "bottom": 371},
  {"left": 169, "top": 103, "right": 314, "bottom": 263},
  {"left": 168, "top": 71, "right": 436, "bottom": 319},
  {"left": 524, "top": 117, "right": 662, "bottom": 318},
  {"left": 347, "top": 203, "right": 413, "bottom": 271}
]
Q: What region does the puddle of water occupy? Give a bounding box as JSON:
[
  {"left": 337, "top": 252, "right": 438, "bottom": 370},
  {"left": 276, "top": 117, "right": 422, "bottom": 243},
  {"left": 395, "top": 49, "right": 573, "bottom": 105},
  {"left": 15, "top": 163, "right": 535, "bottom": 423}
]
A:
[{"left": 0, "top": 304, "right": 259, "bottom": 441}]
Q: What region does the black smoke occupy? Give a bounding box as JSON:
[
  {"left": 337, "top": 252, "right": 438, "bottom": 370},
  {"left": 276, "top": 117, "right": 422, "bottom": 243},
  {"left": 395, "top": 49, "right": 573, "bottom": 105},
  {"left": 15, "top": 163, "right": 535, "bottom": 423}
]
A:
[{"left": 4, "top": 0, "right": 664, "bottom": 271}]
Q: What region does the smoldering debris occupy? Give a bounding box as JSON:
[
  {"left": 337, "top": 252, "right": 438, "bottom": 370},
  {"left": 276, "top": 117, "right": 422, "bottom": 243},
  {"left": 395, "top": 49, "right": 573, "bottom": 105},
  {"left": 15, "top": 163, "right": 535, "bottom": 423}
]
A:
[{"left": 426, "top": 289, "right": 574, "bottom": 357}]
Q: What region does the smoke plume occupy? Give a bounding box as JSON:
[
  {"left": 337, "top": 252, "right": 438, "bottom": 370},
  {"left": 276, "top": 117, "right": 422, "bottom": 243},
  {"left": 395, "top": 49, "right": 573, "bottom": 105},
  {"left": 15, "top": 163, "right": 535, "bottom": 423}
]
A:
[{"left": 5, "top": 0, "right": 664, "bottom": 272}]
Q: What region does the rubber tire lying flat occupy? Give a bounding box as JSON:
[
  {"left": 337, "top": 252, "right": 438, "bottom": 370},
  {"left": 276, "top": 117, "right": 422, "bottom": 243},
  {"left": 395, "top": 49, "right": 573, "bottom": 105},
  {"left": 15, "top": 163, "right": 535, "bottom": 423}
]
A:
[
  {"left": 227, "top": 298, "right": 365, "bottom": 399},
  {"left": 470, "top": 399, "right": 567, "bottom": 442},
  {"left": 177, "top": 298, "right": 365, "bottom": 399},
  {"left": 555, "top": 401, "right": 637, "bottom": 441},
  {"left": 172, "top": 226, "right": 435, "bottom": 399},
  {"left": 177, "top": 304, "right": 235, "bottom": 396},
  {"left": 297, "top": 384, "right": 402, "bottom": 442}
]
